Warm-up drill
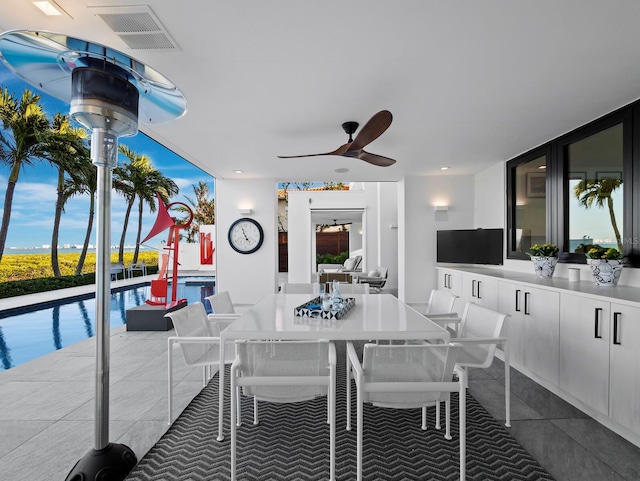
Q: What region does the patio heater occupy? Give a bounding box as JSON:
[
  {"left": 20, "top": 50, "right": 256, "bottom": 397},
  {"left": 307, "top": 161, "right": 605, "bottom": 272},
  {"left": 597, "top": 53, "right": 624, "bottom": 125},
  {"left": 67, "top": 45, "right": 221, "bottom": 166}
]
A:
[{"left": 0, "top": 30, "right": 186, "bottom": 480}]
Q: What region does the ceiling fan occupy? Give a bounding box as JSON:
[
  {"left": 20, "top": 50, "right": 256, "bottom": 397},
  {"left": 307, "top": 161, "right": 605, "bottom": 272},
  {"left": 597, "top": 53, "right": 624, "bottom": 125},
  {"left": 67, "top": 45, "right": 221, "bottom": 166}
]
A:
[
  {"left": 330, "top": 219, "right": 352, "bottom": 226},
  {"left": 278, "top": 110, "right": 396, "bottom": 167}
]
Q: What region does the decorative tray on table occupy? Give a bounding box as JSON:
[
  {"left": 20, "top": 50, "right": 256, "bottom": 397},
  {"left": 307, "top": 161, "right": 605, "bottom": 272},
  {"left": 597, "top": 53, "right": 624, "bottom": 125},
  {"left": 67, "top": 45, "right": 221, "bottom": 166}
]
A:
[{"left": 294, "top": 296, "right": 356, "bottom": 320}]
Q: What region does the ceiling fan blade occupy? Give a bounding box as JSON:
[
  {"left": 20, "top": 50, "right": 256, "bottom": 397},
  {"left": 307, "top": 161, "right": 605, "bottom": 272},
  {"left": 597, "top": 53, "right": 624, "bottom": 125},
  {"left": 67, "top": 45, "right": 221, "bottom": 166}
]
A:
[
  {"left": 359, "top": 150, "right": 396, "bottom": 167},
  {"left": 348, "top": 110, "right": 393, "bottom": 152},
  {"left": 277, "top": 143, "right": 351, "bottom": 159}
]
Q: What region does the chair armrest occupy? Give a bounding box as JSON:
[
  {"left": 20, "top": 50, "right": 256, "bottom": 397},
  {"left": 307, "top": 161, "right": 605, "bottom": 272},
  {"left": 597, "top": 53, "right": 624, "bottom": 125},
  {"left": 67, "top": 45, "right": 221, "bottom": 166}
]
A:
[
  {"left": 207, "top": 314, "right": 239, "bottom": 332},
  {"left": 452, "top": 337, "right": 508, "bottom": 344},
  {"left": 168, "top": 336, "right": 221, "bottom": 343},
  {"left": 345, "top": 341, "right": 363, "bottom": 376},
  {"left": 226, "top": 303, "right": 254, "bottom": 314},
  {"left": 353, "top": 276, "right": 379, "bottom": 283},
  {"left": 427, "top": 316, "right": 462, "bottom": 325},
  {"left": 207, "top": 313, "right": 241, "bottom": 320}
]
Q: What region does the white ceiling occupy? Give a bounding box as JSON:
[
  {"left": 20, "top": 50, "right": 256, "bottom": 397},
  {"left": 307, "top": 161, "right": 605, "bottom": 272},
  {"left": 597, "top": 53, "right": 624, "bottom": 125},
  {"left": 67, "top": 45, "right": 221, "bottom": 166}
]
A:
[{"left": 4, "top": 1, "right": 640, "bottom": 183}]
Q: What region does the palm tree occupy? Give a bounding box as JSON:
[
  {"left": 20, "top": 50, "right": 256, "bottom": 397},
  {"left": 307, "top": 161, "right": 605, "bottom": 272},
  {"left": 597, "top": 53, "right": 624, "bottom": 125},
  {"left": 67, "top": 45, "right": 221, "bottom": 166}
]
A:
[
  {"left": 114, "top": 145, "right": 149, "bottom": 263},
  {"left": 64, "top": 159, "right": 97, "bottom": 276},
  {"left": 574, "top": 177, "right": 623, "bottom": 250},
  {"left": 115, "top": 145, "right": 178, "bottom": 263},
  {"left": 0, "top": 88, "right": 51, "bottom": 263},
  {"left": 47, "top": 113, "right": 90, "bottom": 277},
  {"left": 175, "top": 181, "right": 215, "bottom": 242}
]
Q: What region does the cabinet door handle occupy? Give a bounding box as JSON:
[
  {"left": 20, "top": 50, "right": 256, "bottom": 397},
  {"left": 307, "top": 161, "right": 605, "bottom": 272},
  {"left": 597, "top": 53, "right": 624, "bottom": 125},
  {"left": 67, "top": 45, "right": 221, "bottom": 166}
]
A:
[
  {"left": 594, "top": 308, "right": 602, "bottom": 339},
  {"left": 613, "top": 312, "right": 621, "bottom": 345},
  {"left": 524, "top": 291, "right": 530, "bottom": 315},
  {"left": 471, "top": 279, "right": 477, "bottom": 297},
  {"left": 446, "top": 274, "right": 451, "bottom": 289},
  {"left": 515, "top": 289, "right": 521, "bottom": 312},
  {"left": 477, "top": 281, "right": 482, "bottom": 299}
]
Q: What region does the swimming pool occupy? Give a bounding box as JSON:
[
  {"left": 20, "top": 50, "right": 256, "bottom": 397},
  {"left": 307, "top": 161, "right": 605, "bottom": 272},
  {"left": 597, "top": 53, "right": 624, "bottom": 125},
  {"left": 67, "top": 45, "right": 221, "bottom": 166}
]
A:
[{"left": 0, "top": 279, "right": 215, "bottom": 371}]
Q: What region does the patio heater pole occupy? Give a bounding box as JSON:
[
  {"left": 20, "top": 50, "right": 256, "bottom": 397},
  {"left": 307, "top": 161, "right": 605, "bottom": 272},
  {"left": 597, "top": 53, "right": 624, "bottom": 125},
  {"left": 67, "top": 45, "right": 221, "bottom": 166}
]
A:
[
  {"left": 92, "top": 127, "right": 118, "bottom": 450},
  {"left": 65, "top": 64, "right": 139, "bottom": 480}
]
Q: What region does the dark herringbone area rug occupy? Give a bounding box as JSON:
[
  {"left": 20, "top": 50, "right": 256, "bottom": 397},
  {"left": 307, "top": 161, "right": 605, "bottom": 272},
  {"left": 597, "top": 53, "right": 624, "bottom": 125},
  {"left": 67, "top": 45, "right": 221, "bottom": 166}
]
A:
[{"left": 127, "top": 342, "right": 555, "bottom": 481}]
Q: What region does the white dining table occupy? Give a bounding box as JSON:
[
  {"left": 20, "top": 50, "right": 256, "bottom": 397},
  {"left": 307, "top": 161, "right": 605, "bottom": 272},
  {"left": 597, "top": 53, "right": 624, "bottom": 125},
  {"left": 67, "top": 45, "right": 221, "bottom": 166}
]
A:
[{"left": 216, "top": 292, "right": 450, "bottom": 441}]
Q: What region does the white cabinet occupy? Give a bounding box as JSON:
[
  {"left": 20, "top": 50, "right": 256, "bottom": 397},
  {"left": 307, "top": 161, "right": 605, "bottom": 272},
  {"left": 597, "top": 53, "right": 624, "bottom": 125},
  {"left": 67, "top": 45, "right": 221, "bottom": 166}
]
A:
[
  {"left": 498, "top": 282, "right": 525, "bottom": 367},
  {"left": 560, "top": 296, "right": 640, "bottom": 430},
  {"left": 559, "top": 295, "right": 610, "bottom": 415},
  {"left": 498, "top": 282, "right": 559, "bottom": 384},
  {"left": 438, "top": 268, "right": 462, "bottom": 297},
  {"left": 608, "top": 302, "right": 640, "bottom": 434},
  {"left": 461, "top": 273, "right": 498, "bottom": 310},
  {"left": 436, "top": 266, "right": 640, "bottom": 447}
]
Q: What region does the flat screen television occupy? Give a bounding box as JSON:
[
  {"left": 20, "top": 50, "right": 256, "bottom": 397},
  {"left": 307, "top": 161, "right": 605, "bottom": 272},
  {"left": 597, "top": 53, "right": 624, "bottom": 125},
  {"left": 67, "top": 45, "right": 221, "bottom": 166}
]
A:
[{"left": 437, "top": 228, "right": 504, "bottom": 265}]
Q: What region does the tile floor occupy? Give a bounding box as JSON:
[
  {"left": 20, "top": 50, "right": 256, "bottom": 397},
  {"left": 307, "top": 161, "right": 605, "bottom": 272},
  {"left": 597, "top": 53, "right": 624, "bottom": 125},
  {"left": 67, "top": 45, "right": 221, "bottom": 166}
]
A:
[{"left": 0, "top": 283, "right": 639, "bottom": 480}]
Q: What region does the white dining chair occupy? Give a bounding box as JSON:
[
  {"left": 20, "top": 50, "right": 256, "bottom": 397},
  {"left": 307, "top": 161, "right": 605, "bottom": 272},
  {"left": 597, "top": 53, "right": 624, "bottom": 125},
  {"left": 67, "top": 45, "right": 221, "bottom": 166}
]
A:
[
  {"left": 165, "top": 302, "right": 235, "bottom": 424},
  {"left": 346, "top": 341, "right": 465, "bottom": 481},
  {"left": 427, "top": 302, "right": 510, "bottom": 427},
  {"left": 230, "top": 339, "right": 337, "bottom": 481},
  {"left": 205, "top": 291, "right": 255, "bottom": 320}
]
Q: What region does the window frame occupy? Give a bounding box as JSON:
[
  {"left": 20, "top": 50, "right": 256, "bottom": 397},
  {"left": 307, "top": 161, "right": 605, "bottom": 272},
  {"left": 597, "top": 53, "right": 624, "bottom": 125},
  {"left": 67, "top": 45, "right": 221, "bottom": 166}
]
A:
[
  {"left": 506, "top": 145, "right": 552, "bottom": 261},
  {"left": 506, "top": 103, "right": 638, "bottom": 266}
]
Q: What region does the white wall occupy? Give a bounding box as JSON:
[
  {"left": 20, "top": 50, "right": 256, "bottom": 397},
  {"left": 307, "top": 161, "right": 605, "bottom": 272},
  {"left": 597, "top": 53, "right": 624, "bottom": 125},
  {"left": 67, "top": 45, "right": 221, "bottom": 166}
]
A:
[
  {"left": 474, "top": 161, "right": 505, "bottom": 228},
  {"left": 374, "top": 182, "right": 398, "bottom": 295},
  {"left": 400, "top": 174, "right": 475, "bottom": 303},
  {"left": 215, "top": 179, "right": 278, "bottom": 304}
]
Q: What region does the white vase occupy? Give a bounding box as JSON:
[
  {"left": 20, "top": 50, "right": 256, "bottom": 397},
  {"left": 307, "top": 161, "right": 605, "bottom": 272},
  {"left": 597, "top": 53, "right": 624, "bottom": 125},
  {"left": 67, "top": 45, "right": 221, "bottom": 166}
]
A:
[
  {"left": 586, "top": 258, "right": 624, "bottom": 286},
  {"left": 530, "top": 256, "right": 558, "bottom": 278}
]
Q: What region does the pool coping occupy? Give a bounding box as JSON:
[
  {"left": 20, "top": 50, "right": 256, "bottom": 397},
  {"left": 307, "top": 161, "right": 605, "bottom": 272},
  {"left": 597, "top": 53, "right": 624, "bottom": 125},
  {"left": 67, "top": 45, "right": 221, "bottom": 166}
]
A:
[
  {"left": 0, "top": 275, "right": 153, "bottom": 316},
  {"left": 0, "top": 270, "right": 214, "bottom": 315},
  {"left": 0, "top": 280, "right": 151, "bottom": 318}
]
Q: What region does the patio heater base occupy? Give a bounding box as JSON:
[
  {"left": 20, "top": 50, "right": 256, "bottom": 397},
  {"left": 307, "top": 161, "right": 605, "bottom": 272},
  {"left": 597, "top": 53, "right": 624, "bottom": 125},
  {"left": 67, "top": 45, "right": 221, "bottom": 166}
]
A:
[{"left": 65, "top": 442, "right": 137, "bottom": 481}]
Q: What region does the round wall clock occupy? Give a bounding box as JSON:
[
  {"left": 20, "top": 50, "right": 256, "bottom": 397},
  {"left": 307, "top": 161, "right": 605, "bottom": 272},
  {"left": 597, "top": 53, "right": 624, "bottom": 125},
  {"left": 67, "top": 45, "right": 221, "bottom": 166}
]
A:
[{"left": 228, "top": 218, "right": 264, "bottom": 254}]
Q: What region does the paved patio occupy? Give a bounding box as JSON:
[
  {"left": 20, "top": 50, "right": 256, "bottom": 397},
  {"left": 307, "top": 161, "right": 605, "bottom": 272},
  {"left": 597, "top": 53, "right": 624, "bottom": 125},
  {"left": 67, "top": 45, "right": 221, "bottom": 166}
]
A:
[
  {"left": 0, "top": 276, "right": 205, "bottom": 480},
  {"left": 1, "top": 277, "right": 639, "bottom": 481}
]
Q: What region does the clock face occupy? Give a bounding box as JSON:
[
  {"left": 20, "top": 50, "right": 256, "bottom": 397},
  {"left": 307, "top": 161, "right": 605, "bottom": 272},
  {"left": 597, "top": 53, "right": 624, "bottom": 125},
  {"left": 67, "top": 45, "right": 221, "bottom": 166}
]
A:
[{"left": 228, "top": 218, "right": 264, "bottom": 254}]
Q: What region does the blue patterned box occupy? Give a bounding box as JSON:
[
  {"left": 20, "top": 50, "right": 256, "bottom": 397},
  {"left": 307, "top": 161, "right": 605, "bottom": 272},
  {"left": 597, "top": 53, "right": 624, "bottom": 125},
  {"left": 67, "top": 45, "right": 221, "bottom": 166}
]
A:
[{"left": 294, "top": 296, "right": 356, "bottom": 320}]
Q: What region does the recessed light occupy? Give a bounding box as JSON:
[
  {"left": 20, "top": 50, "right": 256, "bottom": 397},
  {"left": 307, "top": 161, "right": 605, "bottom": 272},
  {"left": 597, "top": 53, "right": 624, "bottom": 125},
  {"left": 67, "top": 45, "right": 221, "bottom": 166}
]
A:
[
  {"left": 440, "top": 166, "right": 450, "bottom": 171},
  {"left": 335, "top": 168, "right": 349, "bottom": 173},
  {"left": 33, "top": 1, "right": 62, "bottom": 16},
  {"left": 233, "top": 170, "right": 244, "bottom": 174},
  {"left": 538, "top": 165, "right": 547, "bottom": 170}
]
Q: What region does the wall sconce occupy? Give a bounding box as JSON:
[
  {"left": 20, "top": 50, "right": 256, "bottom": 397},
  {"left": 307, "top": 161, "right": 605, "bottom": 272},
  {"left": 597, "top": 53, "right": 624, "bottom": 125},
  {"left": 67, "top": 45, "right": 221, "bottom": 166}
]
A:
[
  {"left": 238, "top": 207, "right": 252, "bottom": 215},
  {"left": 434, "top": 205, "right": 449, "bottom": 212}
]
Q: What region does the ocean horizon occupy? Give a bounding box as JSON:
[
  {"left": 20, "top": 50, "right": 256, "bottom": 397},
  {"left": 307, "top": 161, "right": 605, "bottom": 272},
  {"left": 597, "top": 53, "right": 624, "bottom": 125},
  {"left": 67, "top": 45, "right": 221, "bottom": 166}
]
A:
[{"left": 4, "top": 246, "right": 155, "bottom": 256}]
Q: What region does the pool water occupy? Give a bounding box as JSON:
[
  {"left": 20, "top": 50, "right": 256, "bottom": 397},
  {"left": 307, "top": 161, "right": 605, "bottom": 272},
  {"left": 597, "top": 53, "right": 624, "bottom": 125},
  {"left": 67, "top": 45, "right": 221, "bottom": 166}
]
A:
[{"left": 0, "top": 280, "right": 215, "bottom": 371}]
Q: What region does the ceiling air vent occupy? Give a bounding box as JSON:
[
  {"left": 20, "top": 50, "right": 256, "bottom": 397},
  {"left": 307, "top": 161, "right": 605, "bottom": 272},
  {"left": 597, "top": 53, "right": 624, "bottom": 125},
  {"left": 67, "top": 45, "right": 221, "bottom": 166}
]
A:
[{"left": 89, "top": 5, "right": 179, "bottom": 50}]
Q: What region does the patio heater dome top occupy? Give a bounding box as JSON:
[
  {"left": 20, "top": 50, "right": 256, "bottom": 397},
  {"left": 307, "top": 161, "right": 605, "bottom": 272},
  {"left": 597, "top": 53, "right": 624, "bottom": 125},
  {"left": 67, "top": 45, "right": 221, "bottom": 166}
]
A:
[{"left": 0, "top": 29, "right": 187, "bottom": 127}]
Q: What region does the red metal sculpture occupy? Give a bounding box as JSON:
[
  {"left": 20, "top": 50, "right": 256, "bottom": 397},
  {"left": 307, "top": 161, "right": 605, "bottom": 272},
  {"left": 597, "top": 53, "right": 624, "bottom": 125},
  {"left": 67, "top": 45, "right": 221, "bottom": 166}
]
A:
[{"left": 141, "top": 193, "right": 194, "bottom": 308}]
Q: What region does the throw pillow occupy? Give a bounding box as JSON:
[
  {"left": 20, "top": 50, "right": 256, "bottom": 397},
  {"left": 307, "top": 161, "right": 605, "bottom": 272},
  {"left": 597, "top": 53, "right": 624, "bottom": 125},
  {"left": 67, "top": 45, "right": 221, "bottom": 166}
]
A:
[
  {"left": 367, "top": 269, "right": 379, "bottom": 277},
  {"left": 344, "top": 258, "right": 357, "bottom": 271}
]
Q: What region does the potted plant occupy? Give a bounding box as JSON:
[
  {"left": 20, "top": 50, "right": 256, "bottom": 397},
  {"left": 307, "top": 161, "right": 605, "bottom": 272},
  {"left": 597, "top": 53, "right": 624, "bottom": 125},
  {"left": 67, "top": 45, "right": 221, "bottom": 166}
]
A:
[
  {"left": 527, "top": 243, "right": 559, "bottom": 278},
  {"left": 585, "top": 247, "right": 624, "bottom": 286}
]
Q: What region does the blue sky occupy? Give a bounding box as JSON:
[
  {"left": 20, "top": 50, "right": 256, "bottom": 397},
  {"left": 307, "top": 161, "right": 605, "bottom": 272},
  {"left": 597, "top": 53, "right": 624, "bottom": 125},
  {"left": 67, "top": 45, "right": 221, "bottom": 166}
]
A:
[{"left": 0, "top": 62, "right": 214, "bottom": 249}]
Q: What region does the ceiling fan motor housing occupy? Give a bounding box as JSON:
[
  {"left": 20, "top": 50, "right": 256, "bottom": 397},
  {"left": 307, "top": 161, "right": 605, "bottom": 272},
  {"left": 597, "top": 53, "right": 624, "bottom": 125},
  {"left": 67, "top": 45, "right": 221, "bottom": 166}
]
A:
[{"left": 342, "top": 121, "right": 359, "bottom": 135}]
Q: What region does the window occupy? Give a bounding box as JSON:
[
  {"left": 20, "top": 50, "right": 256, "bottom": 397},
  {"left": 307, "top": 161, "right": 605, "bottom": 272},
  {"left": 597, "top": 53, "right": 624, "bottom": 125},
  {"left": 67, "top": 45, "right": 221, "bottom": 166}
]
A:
[
  {"left": 507, "top": 149, "right": 549, "bottom": 256},
  {"left": 507, "top": 105, "right": 637, "bottom": 265}
]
